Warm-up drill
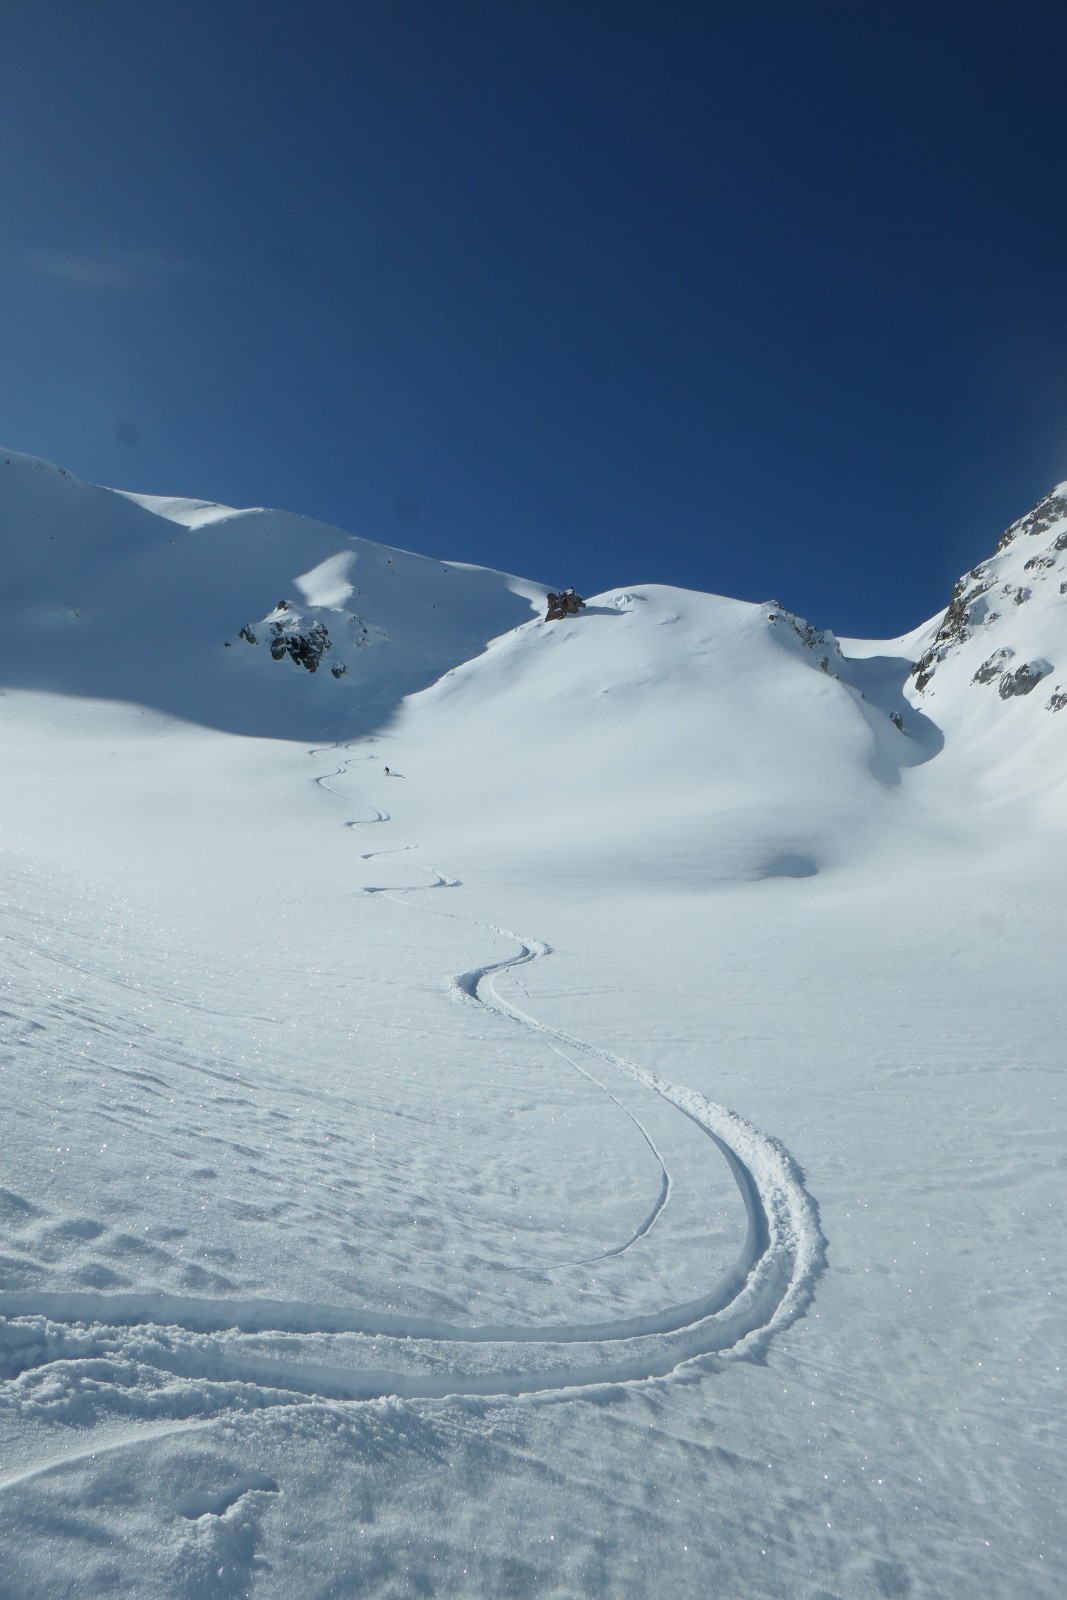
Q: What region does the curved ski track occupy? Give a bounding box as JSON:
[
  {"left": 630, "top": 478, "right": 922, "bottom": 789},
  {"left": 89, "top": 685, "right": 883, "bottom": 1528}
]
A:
[{"left": 0, "top": 745, "right": 827, "bottom": 1413}]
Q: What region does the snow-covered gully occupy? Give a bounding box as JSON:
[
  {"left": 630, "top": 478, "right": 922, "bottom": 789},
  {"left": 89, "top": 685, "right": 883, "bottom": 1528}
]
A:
[{"left": 0, "top": 750, "right": 826, "bottom": 1410}]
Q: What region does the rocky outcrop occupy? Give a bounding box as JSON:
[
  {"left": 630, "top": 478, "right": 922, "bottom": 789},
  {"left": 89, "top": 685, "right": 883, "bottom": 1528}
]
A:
[
  {"left": 545, "top": 588, "right": 586, "bottom": 621},
  {"left": 972, "top": 647, "right": 1015, "bottom": 686},
  {"left": 268, "top": 616, "right": 331, "bottom": 671},
  {"left": 911, "top": 567, "right": 992, "bottom": 691},
  {"left": 909, "top": 483, "right": 1064, "bottom": 711},
  {"left": 995, "top": 487, "right": 1067, "bottom": 551},
  {"left": 765, "top": 604, "right": 843, "bottom": 672},
  {"left": 238, "top": 601, "right": 346, "bottom": 676},
  {"left": 998, "top": 659, "right": 1051, "bottom": 699}
]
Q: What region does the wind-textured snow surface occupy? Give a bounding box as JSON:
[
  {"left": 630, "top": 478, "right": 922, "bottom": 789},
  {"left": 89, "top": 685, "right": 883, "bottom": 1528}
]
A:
[{"left": 0, "top": 448, "right": 1063, "bottom": 1598}]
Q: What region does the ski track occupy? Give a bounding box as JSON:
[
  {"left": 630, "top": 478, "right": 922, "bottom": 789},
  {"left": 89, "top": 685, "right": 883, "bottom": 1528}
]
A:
[{"left": 0, "top": 743, "right": 827, "bottom": 1417}]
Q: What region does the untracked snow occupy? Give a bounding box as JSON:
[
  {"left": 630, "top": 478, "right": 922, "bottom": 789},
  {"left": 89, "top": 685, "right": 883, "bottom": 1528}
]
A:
[{"left": 0, "top": 448, "right": 1063, "bottom": 1598}]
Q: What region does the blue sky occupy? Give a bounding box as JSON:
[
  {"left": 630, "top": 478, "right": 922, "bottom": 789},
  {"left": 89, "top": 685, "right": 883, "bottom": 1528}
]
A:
[{"left": 2, "top": 1, "right": 1066, "bottom": 635}]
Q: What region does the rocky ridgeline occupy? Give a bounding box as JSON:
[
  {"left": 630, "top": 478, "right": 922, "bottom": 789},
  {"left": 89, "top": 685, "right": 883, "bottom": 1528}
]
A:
[
  {"left": 765, "top": 603, "right": 844, "bottom": 676},
  {"left": 909, "top": 485, "right": 1067, "bottom": 713},
  {"left": 236, "top": 599, "right": 376, "bottom": 679},
  {"left": 764, "top": 602, "right": 912, "bottom": 733}
]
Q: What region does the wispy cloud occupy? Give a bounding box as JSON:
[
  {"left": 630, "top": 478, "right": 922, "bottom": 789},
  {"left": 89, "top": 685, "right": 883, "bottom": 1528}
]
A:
[{"left": 19, "top": 247, "right": 215, "bottom": 289}]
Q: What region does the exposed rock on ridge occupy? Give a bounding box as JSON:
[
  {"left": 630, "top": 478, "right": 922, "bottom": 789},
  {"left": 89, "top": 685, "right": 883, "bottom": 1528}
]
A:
[
  {"left": 909, "top": 484, "right": 1066, "bottom": 713},
  {"left": 765, "top": 603, "right": 843, "bottom": 675}
]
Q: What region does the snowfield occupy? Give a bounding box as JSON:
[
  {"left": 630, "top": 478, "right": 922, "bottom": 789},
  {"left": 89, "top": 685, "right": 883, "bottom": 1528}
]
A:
[{"left": 0, "top": 448, "right": 1063, "bottom": 1598}]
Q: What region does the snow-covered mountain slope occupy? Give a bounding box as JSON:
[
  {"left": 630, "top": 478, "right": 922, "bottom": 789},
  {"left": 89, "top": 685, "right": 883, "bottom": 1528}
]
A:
[
  {"left": 893, "top": 483, "right": 1067, "bottom": 819},
  {"left": 2, "top": 448, "right": 543, "bottom": 737},
  {"left": 909, "top": 483, "right": 1067, "bottom": 712},
  {"left": 0, "top": 451, "right": 1063, "bottom": 1600}
]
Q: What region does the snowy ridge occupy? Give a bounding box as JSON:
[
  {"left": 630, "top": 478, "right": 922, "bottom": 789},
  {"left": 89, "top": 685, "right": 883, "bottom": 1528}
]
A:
[{"left": 0, "top": 446, "right": 544, "bottom": 738}]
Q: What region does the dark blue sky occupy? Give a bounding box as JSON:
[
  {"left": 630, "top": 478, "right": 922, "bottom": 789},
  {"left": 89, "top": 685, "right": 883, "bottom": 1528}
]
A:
[{"left": 2, "top": 1, "right": 1066, "bottom": 635}]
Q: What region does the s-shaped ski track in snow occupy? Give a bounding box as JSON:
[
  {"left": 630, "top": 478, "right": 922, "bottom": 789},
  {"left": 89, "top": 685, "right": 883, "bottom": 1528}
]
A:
[{"left": 0, "top": 744, "right": 827, "bottom": 1412}]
